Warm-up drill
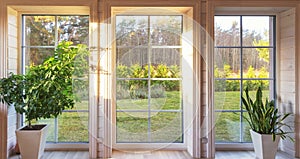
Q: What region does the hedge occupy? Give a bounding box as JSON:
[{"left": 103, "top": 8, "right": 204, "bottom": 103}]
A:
[
  {"left": 116, "top": 64, "right": 180, "bottom": 99},
  {"left": 215, "top": 64, "right": 270, "bottom": 91}
]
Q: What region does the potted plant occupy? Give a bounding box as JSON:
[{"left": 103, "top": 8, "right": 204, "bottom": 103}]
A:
[
  {"left": 241, "top": 86, "right": 293, "bottom": 159},
  {"left": 0, "top": 41, "right": 89, "bottom": 159}
]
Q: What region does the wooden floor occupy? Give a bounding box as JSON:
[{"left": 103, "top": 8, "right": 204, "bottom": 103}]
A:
[
  {"left": 215, "top": 151, "right": 296, "bottom": 159},
  {"left": 9, "top": 150, "right": 296, "bottom": 159}
]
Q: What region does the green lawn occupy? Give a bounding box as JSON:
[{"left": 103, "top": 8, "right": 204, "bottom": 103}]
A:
[
  {"left": 214, "top": 90, "right": 269, "bottom": 142},
  {"left": 116, "top": 91, "right": 182, "bottom": 142},
  {"left": 33, "top": 90, "right": 270, "bottom": 143},
  {"left": 34, "top": 101, "right": 89, "bottom": 142},
  {"left": 214, "top": 90, "right": 270, "bottom": 110}
]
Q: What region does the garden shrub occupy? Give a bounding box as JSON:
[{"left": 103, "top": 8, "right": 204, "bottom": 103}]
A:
[
  {"left": 116, "top": 64, "right": 130, "bottom": 78},
  {"left": 150, "top": 84, "right": 166, "bottom": 98},
  {"left": 116, "top": 80, "right": 131, "bottom": 99},
  {"left": 116, "top": 64, "right": 180, "bottom": 99},
  {"left": 215, "top": 65, "right": 270, "bottom": 91}
]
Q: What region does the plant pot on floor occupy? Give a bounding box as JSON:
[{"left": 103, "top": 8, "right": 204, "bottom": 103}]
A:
[
  {"left": 16, "top": 124, "right": 48, "bottom": 159},
  {"left": 242, "top": 87, "right": 293, "bottom": 159},
  {"left": 250, "top": 130, "right": 280, "bottom": 159}
]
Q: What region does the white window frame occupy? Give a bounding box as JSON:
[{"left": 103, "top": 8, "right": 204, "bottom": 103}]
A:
[
  {"left": 19, "top": 10, "right": 90, "bottom": 150},
  {"left": 111, "top": 9, "right": 194, "bottom": 151},
  {"left": 214, "top": 11, "right": 278, "bottom": 150}
]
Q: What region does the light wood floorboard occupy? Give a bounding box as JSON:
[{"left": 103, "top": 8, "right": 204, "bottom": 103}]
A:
[
  {"left": 112, "top": 150, "right": 193, "bottom": 159},
  {"left": 9, "top": 150, "right": 296, "bottom": 159},
  {"left": 216, "top": 151, "right": 297, "bottom": 159}
]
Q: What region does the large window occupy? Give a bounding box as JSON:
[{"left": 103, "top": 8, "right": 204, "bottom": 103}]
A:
[
  {"left": 115, "top": 16, "right": 183, "bottom": 143},
  {"left": 214, "top": 16, "right": 276, "bottom": 143},
  {"left": 22, "top": 15, "right": 89, "bottom": 142}
]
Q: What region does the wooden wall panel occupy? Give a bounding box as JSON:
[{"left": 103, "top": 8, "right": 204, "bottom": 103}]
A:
[
  {"left": 88, "top": 1, "right": 99, "bottom": 158},
  {"left": 1, "top": 1, "right": 99, "bottom": 158},
  {"left": 0, "top": 0, "right": 8, "bottom": 158},
  {"left": 7, "top": 7, "right": 18, "bottom": 156},
  {"left": 4, "top": 0, "right": 95, "bottom": 6},
  {"left": 296, "top": 4, "right": 300, "bottom": 158},
  {"left": 277, "top": 7, "right": 296, "bottom": 157},
  {"left": 210, "top": 0, "right": 298, "bottom": 8}
]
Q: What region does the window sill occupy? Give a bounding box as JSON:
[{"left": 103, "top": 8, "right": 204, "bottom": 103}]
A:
[
  {"left": 45, "top": 143, "right": 89, "bottom": 151},
  {"left": 113, "top": 143, "right": 186, "bottom": 151},
  {"left": 215, "top": 143, "right": 254, "bottom": 151}
]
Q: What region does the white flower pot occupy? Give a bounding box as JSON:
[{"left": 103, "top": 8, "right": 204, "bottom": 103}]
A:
[
  {"left": 250, "top": 129, "right": 280, "bottom": 159},
  {"left": 16, "top": 124, "right": 48, "bottom": 159}
]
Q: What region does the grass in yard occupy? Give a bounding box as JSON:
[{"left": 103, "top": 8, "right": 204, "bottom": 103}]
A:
[
  {"left": 57, "top": 111, "right": 88, "bottom": 142},
  {"left": 214, "top": 90, "right": 270, "bottom": 110},
  {"left": 214, "top": 90, "right": 269, "bottom": 142},
  {"left": 116, "top": 111, "right": 182, "bottom": 143},
  {"left": 34, "top": 101, "right": 89, "bottom": 142},
  {"left": 117, "top": 91, "right": 181, "bottom": 110},
  {"left": 116, "top": 91, "right": 183, "bottom": 143},
  {"left": 215, "top": 112, "right": 240, "bottom": 142},
  {"left": 33, "top": 90, "right": 270, "bottom": 143}
]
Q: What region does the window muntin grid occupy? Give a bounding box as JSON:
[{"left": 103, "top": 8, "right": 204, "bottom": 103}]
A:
[
  {"left": 214, "top": 15, "right": 276, "bottom": 143},
  {"left": 115, "top": 15, "right": 183, "bottom": 143},
  {"left": 21, "top": 15, "right": 89, "bottom": 143}
]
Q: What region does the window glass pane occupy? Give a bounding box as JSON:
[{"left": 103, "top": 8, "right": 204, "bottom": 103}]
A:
[
  {"left": 24, "top": 16, "right": 56, "bottom": 46},
  {"left": 215, "top": 80, "right": 240, "bottom": 110},
  {"left": 150, "top": 81, "right": 181, "bottom": 110},
  {"left": 242, "top": 16, "right": 272, "bottom": 46},
  {"left": 58, "top": 112, "right": 88, "bottom": 142},
  {"left": 74, "top": 97, "right": 89, "bottom": 111},
  {"left": 25, "top": 48, "right": 55, "bottom": 66},
  {"left": 151, "top": 112, "right": 182, "bottom": 142},
  {"left": 150, "top": 48, "right": 181, "bottom": 72},
  {"left": 214, "top": 48, "right": 241, "bottom": 78},
  {"left": 150, "top": 16, "right": 182, "bottom": 46},
  {"left": 242, "top": 113, "right": 252, "bottom": 142},
  {"left": 116, "top": 80, "right": 130, "bottom": 100},
  {"left": 215, "top": 112, "right": 241, "bottom": 142},
  {"left": 242, "top": 48, "right": 271, "bottom": 78},
  {"left": 58, "top": 16, "right": 89, "bottom": 45},
  {"left": 116, "top": 48, "right": 148, "bottom": 78},
  {"left": 116, "top": 16, "right": 148, "bottom": 46},
  {"left": 116, "top": 80, "right": 149, "bottom": 111},
  {"left": 73, "top": 78, "right": 89, "bottom": 109},
  {"left": 117, "top": 112, "right": 148, "bottom": 142},
  {"left": 214, "top": 16, "right": 240, "bottom": 46},
  {"left": 242, "top": 81, "right": 271, "bottom": 99}
]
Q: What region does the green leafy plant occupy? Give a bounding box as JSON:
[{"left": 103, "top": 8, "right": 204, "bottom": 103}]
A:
[
  {"left": 241, "top": 87, "right": 293, "bottom": 141},
  {"left": 0, "top": 41, "right": 89, "bottom": 128},
  {"left": 214, "top": 65, "right": 270, "bottom": 91}
]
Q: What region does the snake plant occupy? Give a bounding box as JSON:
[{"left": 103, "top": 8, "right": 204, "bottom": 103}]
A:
[{"left": 241, "top": 87, "right": 293, "bottom": 141}]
